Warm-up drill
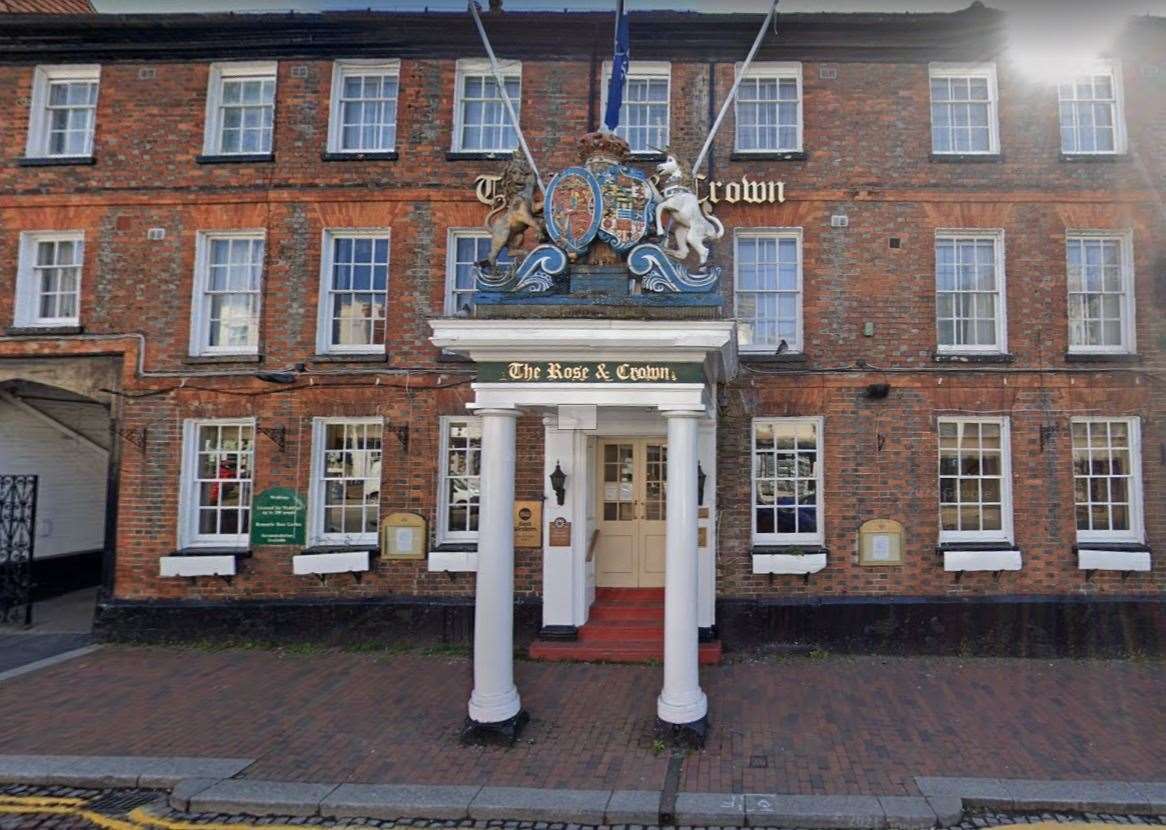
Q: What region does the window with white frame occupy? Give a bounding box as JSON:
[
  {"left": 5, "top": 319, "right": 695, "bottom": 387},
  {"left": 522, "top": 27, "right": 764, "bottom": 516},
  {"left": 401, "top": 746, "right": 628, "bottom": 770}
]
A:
[
  {"left": 1066, "top": 232, "right": 1134, "bottom": 353},
  {"left": 310, "top": 418, "right": 382, "bottom": 545},
  {"left": 444, "top": 230, "right": 510, "bottom": 316},
  {"left": 1071, "top": 417, "right": 1143, "bottom": 542},
  {"left": 734, "top": 230, "right": 802, "bottom": 352},
  {"left": 603, "top": 61, "right": 670, "bottom": 154},
  {"left": 935, "top": 231, "right": 1007, "bottom": 353},
  {"left": 1058, "top": 61, "right": 1125, "bottom": 155},
  {"left": 190, "top": 232, "right": 264, "bottom": 356},
  {"left": 752, "top": 418, "right": 823, "bottom": 545},
  {"left": 203, "top": 62, "right": 277, "bottom": 156},
  {"left": 317, "top": 230, "right": 389, "bottom": 354},
  {"left": 734, "top": 62, "right": 802, "bottom": 153},
  {"left": 328, "top": 60, "right": 399, "bottom": 154},
  {"left": 14, "top": 232, "right": 84, "bottom": 329},
  {"left": 928, "top": 63, "right": 999, "bottom": 155},
  {"left": 178, "top": 419, "right": 255, "bottom": 549},
  {"left": 437, "top": 417, "right": 482, "bottom": 545},
  {"left": 25, "top": 65, "right": 100, "bottom": 159},
  {"left": 453, "top": 59, "right": 520, "bottom": 153},
  {"left": 938, "top": 417, "right": 1013, "bottom": 542}
]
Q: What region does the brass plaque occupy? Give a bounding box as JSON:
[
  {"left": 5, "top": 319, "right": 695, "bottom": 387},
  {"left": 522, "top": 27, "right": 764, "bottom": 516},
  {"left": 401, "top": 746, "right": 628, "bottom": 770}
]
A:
[
  {"left": 382, "top": 512, "right": 427, "bottom": 560},
  {"left": 697, "top": 527, "right": 708, "bottom": 547},
  {"left": 698, "top": 507, "right": 710, "bottom": 519},
  {"left": 548, "top": 517, "right": 571, "bottom": 547},
  {"left": 513, "top": 500, "right": 542, "bottom": 548},
  {"left": 859, "top": 518, "right": 905, "bottom": 565}
]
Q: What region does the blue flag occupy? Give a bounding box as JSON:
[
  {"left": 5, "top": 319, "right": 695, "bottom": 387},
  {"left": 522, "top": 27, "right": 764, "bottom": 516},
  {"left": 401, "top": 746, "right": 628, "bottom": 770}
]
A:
[{"left": 603, "top": 0, "right": 630, "bottom": 133}]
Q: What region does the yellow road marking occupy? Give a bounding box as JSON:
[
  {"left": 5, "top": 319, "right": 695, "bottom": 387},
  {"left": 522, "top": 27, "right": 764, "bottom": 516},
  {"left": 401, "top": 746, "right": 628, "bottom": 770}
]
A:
[{"left": 0, "top": 796, "right": 88, "bottom": 807}]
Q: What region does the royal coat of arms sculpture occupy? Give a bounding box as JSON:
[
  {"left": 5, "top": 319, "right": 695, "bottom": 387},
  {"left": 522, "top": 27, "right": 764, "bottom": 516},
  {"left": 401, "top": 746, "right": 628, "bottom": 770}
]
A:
[{"left": 474, "top": 131, "right": 723, "bottom": 300}]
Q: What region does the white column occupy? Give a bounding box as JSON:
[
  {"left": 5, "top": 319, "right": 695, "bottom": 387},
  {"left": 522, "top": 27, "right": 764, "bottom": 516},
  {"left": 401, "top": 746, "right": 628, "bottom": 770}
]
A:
[
  {"left": 657, "top": 409, "right": 708, "bottom": 725},
  {"left": 467, "top": 407, "right": 522, "bottom": 725}
]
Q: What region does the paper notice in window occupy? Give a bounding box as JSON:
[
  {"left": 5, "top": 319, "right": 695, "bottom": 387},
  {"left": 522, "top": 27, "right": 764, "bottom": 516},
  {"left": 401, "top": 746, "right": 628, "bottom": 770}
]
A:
[
  {"left": 870, "top": 534, "right": 891, "bottom": 561},
  {"left": 395, "top": 527, "right": 414, "bottom": 552}
]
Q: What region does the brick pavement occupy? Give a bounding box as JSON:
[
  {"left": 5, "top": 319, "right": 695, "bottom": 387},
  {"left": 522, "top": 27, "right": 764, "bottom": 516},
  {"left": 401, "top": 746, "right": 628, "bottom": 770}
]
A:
[{"left": 0, "top": 647, "right": 1160, "bottom": 796}]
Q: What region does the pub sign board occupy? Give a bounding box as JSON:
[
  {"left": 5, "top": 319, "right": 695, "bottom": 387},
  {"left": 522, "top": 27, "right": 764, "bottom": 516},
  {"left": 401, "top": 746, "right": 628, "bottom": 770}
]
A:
[
  {"left": 479, "top": 361, "right": 704, "bottom": 384},
  {"left": 250, "top": 487, "right": 306, "bottom": 546}
]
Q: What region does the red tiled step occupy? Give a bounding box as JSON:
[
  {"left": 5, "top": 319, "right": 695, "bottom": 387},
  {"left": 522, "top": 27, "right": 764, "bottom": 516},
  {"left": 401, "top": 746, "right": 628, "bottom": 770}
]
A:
[
  {"left": 588, "top": 604, "right": 664, "bottom": 622},
  {"left": 594, "top": 587, "right": 664, "bottom": 603},
  {"left": 528, "top": 638, "right": 723, "bottom": 665},
  {"left": 578, "top": 620, "right": 664, "bottom": 642}
]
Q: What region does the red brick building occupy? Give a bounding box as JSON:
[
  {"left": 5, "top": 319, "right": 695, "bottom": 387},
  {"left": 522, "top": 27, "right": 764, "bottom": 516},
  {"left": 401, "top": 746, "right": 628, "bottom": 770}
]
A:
[{"left": 0, "top": 6, "right": 1162, "bottom": 681}]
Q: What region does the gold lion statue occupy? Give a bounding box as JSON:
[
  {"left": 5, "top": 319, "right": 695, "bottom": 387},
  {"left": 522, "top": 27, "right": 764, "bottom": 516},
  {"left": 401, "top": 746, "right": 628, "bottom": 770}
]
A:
[{"left": 481, "top": 152, "right": 546, "bottom": 268}]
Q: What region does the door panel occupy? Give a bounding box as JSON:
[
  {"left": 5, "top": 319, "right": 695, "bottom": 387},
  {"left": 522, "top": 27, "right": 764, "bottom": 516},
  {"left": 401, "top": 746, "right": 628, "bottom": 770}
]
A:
[{"left": 595, "top": 439, "right": 667, "bottom": 588}]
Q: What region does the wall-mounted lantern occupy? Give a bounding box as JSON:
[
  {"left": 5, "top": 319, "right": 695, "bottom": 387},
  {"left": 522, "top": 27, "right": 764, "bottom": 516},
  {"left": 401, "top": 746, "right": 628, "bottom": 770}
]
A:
[
  {"left": 697, "top": 462, "right": 707, "bottom": 506},
  {"left": 549, "top": 461, "right": 567, "bottom": 506}
]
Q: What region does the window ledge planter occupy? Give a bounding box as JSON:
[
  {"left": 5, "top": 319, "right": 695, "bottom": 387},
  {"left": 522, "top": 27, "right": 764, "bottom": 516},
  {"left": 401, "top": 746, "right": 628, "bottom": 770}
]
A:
[
  {"left": 160, "top": 548, "right": 249, "bottom": 578},
  {"left": 752, "top": 546, "right": 827, "bottom": 575},
  {"left": 1077, "top": 547, "right": 1150, "bottom": 572},
  {"left": 427, "top": 543, "right": 478, "bottom": 573},
  {"left": 942, "top": 547, "right": 1021, "bottom": 572},
  {"left": 293, "top": 549, "right": 372, "bottom": 576}
]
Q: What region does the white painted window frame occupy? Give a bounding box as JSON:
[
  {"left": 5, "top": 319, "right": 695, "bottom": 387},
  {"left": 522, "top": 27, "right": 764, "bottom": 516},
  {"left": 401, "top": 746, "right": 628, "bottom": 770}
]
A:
[
  {"left": 1065, "top": 229, "right": 1136, "bottom": 356},
  {"left": 202, "top": 61, "right": 278, "bottom": 156},
  {"left": 177, "top": 417, "right": 256, "bottom": 550},
  {"left": 14, "top": 230, "right": 84, "bottom": 328},
  {"left": 733, "top": 227, "right": 804, "bottom": 355},
  {"left": 1057, "top": 59, "right": 1127, "bottom": 156},
  {"left": 437, "top": 415, "right": 482, "bottom": 546},
  {"left": 934, "top": 228, "right": 1008, "bottom": 355},
  {"left": 928, "top": 62, "right": 1000, "bottom": 156},
  {"left": 1071, "top": 416, "right": 1145, "bottom": 544},
  {"left": 937, "top": 415, "right": 1015, "bottom": 545},
  {"left": 307, "top": 416, "right": 384, "bottom": 547},
  {"left": 751, "top": 416, "right": 825, "bottom": 546},
  {"left": 451, "top": 57, "right": 521, "bottom": 154},
  {"left": 733, "top": 61, "right": 803, "bottom": 154},
  {"left": 315, "top": 228, "right": 391, "bottom": 356},
  {"left": 189, "top": 230, "right": 265, "bottom": 357},
  {"left": 443, "top": 228, "right": 492, "bottom": 317},
  {"left": 327, "top": 59, "right": 400, "bottom": 154},
  {"left": 25, "top": 64, "right": 101, "bottom": 159},
  {"left": 601, "top": 60, "right": 671, "bottom": 155}
]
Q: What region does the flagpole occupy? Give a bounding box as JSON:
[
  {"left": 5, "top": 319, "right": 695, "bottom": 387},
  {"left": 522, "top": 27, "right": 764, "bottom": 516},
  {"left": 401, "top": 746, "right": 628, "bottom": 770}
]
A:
[
  {"left": 692, "top": 0, "right": 778, "bottom": 177},
  {"left": 468, "top": 0, "right": 546, "bottom": 195}
]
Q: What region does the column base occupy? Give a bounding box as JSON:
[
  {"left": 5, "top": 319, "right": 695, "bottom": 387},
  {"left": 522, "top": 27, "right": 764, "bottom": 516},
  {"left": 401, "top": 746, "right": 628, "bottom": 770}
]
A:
[
  {"left": 460, "top": 710, "right": 530, "bottom": 746},
  {"left": 654, "top": 714, "right": 709, "bottom": 749}
]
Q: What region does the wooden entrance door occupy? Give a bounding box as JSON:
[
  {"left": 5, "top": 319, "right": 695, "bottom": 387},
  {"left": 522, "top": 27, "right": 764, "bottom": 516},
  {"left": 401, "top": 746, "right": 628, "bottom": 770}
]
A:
[{"left": 594, "top": 438, "right": 667, "bottom": 588}]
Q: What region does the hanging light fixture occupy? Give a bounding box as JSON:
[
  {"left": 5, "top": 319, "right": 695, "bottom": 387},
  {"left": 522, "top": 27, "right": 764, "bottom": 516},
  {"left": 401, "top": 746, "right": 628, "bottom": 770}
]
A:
[{"left": 549, "top": 461, "right": 567, "bottom": 506}]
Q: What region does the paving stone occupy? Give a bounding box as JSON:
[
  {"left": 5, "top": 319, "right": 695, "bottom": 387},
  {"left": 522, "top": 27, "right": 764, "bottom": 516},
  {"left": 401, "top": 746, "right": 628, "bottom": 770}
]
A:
[
  {"left": 673, "top": 793, "right": 745, "bottom": 826},
  {"left": 924, "top": 796, "right": 964, "bottom": 826},
  {"left": 604, "top": 791, "right": 659, "bottom": 825},
  {"left": 1132, "top": 784, "right": 1166, "bottom": 813},
  {"left": 169, "top": 778, "right": 223, "bottom": 812},
  {"left": 915, "top": 780, "right": 1012, "bottom": 808},
  {"left": 1001, "top": 780, "right": 1147, "bottom": 813},
  {"left": 760, "top": 795, "right": 886, "bottom": 829},
  {"left": 879, "top": 796, "right": 938, "bottom": 829},
  {"left": 135, "top": 758, "right": 253, "bottom": 789},
  {"left": 469, "top": 788, "right": 610, "bottom": 824},
  {"left": 190, "top": 780, "right": 338, "bottom": 817},
  {"left": 0, "top": 756, "right": 85, "bottom": 785},
  {"left": 322, "top": 784, "right": 483, "bottom": 821}
]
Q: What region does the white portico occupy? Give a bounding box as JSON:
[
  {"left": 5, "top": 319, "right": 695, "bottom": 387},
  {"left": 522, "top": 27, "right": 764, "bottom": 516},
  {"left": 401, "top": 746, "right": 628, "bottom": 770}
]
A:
[{"left": 430, "top": 318, "right": 737, "bottom": 742}]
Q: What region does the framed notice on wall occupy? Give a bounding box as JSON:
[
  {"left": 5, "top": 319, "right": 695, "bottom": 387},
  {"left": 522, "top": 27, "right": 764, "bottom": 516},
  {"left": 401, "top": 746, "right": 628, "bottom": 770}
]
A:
[{"left": 513, "top": 500, "right": 542, "bottom": 547}]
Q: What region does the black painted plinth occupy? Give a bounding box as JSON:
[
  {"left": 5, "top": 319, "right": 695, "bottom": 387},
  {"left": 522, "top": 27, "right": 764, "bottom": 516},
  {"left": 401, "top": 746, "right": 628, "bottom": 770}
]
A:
[
  {"left": 655, "top": 714, "right": 709, "bottom": 749},
  {"left": 461, "top": 709, "right": 530, "bottom": 746}
]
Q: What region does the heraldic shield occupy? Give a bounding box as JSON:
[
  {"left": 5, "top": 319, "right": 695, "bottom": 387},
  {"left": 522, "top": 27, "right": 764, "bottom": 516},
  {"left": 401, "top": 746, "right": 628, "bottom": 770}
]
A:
[{"left": 545, "top": 162, "right": 654, "bottom": 257}]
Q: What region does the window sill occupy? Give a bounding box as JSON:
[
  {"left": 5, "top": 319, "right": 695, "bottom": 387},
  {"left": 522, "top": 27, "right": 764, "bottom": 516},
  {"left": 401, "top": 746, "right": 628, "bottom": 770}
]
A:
[
  {"left": 739, "top": 352, "right": 807, "bottom": 367},
  {"left": 301, "top": 543, "right": 378, "bottom": 555},
  {"left": 183, "top": 354, "right": 263, "bottom": 365},
  {"left": 18, "top": 156, "right": 96, "bottom": 167},
  {"left": 446, "top": 150, "right": 515, "bottom": 161},
  {"left": 428, "top": 543, "right": 478, "bottom": 573},
  {"left": 160, "top": 547, "right": 250, "bottom": 578},
  {"left": 309, "top": 353, "right": 388, "bottom": 363},
  {"left": 730, "top": 150, "right": 805, "bottom": 161},
  {"left": 751, "top": 545, "right": 827, "bottom": 575},
  {"left": 1064, "top": 352, "right": 1139, "bottom": 364},
  {"left": 933, "top": 352, "right": 1014, "bottom": 364},
  {"left": 1076, "top": 544, "right": 1151, "bottom": 573},
  {"left": 1059, "top": 153, "right": 1128, "bottom": 163},
  {"left": 293, "top": 549, "right": 372, "bottom": 576},
  {"left": 938, "top": 544, "right": 1021, "bottom": 572},
  {"left": 196, "top": 153, "right": 275, "bottom": 165},
  {"left": 321, "top": 151, "right": 398, "bottom": 162},
  {"left": 929, "top": 153, "right": 1003, "bottom": 163},
  {"left": 5, "top": 325, "right": 83, "bottom": 336}
]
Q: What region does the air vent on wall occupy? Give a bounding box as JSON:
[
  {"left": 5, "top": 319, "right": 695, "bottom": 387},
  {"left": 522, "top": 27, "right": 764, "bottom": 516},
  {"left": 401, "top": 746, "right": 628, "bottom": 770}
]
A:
[
  {"left": 138, "top": 67, "right": 156, "bottom": 80},
  {"left": 291, "top": 65, "right": 308, "bottom": 78},
  {"left": 830, "top": 215, "right": 849, "bottom": 228},
  {"left": 147, "top": 228, "right": 166, "bottom": 241},
  {"left": 819, "top": 66, "right": 838, "bottom": 80}
]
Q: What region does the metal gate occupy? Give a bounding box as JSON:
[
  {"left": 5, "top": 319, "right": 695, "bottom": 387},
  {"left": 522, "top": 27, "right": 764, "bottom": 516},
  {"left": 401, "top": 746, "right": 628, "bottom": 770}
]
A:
[{"left": 0, "top": 474, "right": 37, "bottom": 626}]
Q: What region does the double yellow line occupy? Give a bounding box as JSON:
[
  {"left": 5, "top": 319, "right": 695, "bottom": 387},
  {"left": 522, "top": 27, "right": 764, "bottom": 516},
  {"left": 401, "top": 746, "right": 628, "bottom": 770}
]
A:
[{"left": 0, "top": 795, "right": 309, "bottom": 830}]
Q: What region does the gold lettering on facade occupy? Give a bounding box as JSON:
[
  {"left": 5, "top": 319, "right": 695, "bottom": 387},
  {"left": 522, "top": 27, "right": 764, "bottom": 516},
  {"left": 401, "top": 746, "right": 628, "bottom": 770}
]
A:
[
  {"left": 475, "top": 174, "right": 502, "bottom": 205},
  {"left": 595, "top": 363, "right": 612, "bottom": 381},
  {"left": 507, "top": 361, "right": 543, "bottom": 381},
  {"left": 497, "top": 362, "right": 685, "bottom": 383},
  {"left": 478, "top": 173, "right": 784, "bottom": 207}
]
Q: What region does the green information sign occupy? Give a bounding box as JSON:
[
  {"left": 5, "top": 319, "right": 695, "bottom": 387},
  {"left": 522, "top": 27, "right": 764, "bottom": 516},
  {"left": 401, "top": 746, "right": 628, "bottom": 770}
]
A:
[
  {"left": 250, "top": 487, "right": 306, "bottom": 546},
  {"left": 478, "top": 361, "right": 704, "bottom": 384}
]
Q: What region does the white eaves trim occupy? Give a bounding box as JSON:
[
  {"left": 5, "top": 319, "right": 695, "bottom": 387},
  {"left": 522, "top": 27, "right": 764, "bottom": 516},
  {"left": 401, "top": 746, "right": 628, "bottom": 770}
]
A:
[
  {"left": 1077, "top": 549, "right": 1150, "bottom": 572},
  {"left": 943, "top": 549, "right": 1022, "bottom": 572}
]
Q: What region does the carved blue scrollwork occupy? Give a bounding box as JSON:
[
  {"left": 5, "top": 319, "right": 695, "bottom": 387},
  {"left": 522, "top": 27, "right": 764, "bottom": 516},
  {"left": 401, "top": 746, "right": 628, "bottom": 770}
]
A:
[
  {"left": 627, "top": 243, "right": 721, "bottom": 293},
  {"left": 513, "top": 244, "right": 568, "bottom": 292}
]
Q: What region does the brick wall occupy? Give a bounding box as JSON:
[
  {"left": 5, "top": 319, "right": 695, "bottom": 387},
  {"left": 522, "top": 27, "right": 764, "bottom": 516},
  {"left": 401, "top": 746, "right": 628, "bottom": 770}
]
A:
[{"left": 0, "top": 12, "right": 1162, "bottom": 604}]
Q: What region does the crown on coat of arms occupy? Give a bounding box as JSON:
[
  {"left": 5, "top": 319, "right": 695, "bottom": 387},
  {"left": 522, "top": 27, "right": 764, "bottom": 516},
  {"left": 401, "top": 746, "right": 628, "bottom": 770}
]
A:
[{"left": 578, "top": 130, "right": 632, "bottom": 165}]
